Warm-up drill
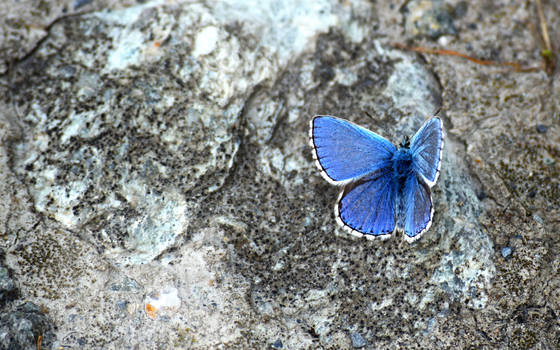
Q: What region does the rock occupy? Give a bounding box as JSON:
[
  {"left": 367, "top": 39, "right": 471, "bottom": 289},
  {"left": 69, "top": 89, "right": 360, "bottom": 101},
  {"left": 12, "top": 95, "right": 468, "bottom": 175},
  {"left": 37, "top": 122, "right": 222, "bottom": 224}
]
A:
[
  {"left": 0, "top": 0, "right": 139, "bottom": 75},
  {"left": 501, "top": 247, "right": 513, "bottom": 259},
  {"left": 403, "top": 0, "right": 459, "bottom": 39},
  {"left": 536, "top": 124, "right": 548, "bottom": 134},
  {"left": 0, "top": 252, "right": 17, "bottom": 306},
  {"left": 0, "top": 266, "right": 16, "bottom": 304},
  {"left": 271, "top": 339, "right": 283, "bottom": 349},
  {"left": 6, "top": 0, "right": 338, "bottom": 265},
  {"left": 0, "top": 302, "right": 55, "bottom": 350},
  {"left": 0, "top": 0, "right": 559, "bottom": 348},
  {"left": 350, "top": 332, "right": 367, "bottom": 348}
]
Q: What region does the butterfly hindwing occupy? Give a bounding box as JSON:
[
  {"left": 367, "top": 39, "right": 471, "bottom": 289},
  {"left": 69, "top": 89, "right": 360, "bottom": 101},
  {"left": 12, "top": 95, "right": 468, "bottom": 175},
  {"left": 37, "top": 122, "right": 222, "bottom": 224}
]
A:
[
  {"left": 402, "top": 173, "right": 433, "bottom": 242},
  {"left": 336, "top": 171, "right": 396, "bottom": 238},
  {"left": 310, "top": 116, "right": 396, "bottom": 184},
  {"left": 410, "top": 117, "right": 444, "bottom": 186}
]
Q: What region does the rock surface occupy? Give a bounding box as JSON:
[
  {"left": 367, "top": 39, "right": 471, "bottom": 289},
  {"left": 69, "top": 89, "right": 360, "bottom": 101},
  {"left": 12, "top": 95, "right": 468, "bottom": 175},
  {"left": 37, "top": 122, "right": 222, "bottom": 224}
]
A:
[
  {"left": 0, "top": 302, "right": 55, "bottom": 350},
  {"left": 0, "top": 253, "right": 17, "bottom": 320},
  {"left": 0, "top": 0, "right": 558, "bottom": 348}
]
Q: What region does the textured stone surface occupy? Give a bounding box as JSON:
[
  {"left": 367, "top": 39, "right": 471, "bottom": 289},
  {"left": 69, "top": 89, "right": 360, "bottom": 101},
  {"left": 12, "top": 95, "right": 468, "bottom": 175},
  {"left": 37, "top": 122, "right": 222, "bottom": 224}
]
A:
[
  {"left": 0, "top": 253, "right": 17, "bottom": 306},
  {"left": 0, "top": 0, "right": 138, "bottom": 75},
  {"left": 0, "top": 302, "right": 55, "bottom": 350},
  {"left": 6, "top": 0, "right": 340, "bottom": 265},
  {"left": 0, "top": 0, "right": 559, "bottom": 348},
  {"left": 402, "top": 0, "right": 460, "bottom": 39}
]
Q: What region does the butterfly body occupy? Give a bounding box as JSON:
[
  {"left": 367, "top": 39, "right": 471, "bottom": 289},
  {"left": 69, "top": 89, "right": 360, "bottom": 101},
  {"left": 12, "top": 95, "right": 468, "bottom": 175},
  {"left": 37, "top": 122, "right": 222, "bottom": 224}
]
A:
[
  {"left": 309, "top": 115, "right": 444, "bottom": 242},
  {"left": 392, "top": 147, "right": 414, "bottom": 181}
]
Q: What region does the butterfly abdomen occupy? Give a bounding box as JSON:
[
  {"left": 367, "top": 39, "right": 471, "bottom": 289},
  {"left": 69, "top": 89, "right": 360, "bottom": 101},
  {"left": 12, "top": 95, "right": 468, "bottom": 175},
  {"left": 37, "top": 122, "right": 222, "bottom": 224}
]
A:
[{"left": 392, "top": 148, "right": 413, "bottom": 229}]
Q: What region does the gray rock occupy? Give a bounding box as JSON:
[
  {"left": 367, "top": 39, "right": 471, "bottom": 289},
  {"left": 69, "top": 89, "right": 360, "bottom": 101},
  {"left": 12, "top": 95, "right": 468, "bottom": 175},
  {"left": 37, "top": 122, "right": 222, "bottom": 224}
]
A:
[
  {"left": 0, "top": 252, "right": 17, "bottom": 306},
  {"left": 350, "top": 332, "right": 367, "bottom": 348},
  {"left": 6, "top": 0, "right": 340, "bottom": 265},
  {"left": 0, "top": 0, "right": 139, "bottom": 75},
  {"left": 0, "top": 302, "right": 55, "bottom": 350},
  {"left": 0, "top": 267, "right": 16, "bottom": 306},
  {"left": 214, "top": 32, "right": 493, "bottom": 347},
  {"left": 403, "top": 0, "right": 458, "bottom": 39},
  {"left": 0, "top": 0, "right": 559, "bottom": 348},
  {"left": 536, "top": 124, "right": 548, "bottom": 134}
]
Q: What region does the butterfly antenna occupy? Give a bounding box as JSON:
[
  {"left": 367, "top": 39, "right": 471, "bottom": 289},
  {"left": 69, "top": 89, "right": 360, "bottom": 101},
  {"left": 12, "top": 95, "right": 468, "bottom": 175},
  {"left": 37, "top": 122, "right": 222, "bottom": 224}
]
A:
[{"left": 433, "top": 106, "right": 442, "bottom": 116}]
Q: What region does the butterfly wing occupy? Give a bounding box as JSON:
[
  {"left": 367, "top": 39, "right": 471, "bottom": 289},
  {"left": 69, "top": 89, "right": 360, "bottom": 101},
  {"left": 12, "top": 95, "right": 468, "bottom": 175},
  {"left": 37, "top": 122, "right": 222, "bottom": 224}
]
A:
[
  {"left": 309, "top": 116, "right": 396, "bottom": 185},
  {"left": 400, "top": 173, "right": 433, "bottom": 242},
  {"left": 336, "top": 171, "right": 396, "bottom": 238},
  {"left": 410, "top": 117, "right": 444, "bottom": 187}
]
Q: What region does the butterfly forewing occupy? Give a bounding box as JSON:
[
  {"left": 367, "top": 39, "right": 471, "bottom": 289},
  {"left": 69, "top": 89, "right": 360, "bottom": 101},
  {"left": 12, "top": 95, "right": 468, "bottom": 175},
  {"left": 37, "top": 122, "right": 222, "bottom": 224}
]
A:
[
  {"left": 310, "top": 116, "right": 396, "bottom": 184},
  {"left": 410, "top": 117, "right": 444, "bottom": 186}
]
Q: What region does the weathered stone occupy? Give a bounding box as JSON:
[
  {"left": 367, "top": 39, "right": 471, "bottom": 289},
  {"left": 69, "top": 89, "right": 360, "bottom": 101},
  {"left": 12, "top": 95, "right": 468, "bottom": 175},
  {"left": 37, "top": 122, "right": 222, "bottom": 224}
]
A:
[
  {"left": 402, "top": 0, "right": 459, "bottom": 39},
  {"left": 0, "top": 302, "right": 55, "bottom": 350},
  {"left": 0, "top": 253, "right": 17, "bottom": 306},
  {"left": 0, "top": 0, "right": 558, "bottom": 348}
]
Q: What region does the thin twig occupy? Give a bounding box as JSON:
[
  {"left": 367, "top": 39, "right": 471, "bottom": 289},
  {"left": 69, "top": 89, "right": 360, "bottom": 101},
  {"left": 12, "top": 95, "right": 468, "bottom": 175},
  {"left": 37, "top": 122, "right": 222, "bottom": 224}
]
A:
[
  {"left": 535, "top": 0, "right": 551, "bottom": 52},
  {"left": 535, "top": 0, "right": 555, "bottom": 75},
  {"left": 393, "top": 43, "right": 540, "bottom": 73}
]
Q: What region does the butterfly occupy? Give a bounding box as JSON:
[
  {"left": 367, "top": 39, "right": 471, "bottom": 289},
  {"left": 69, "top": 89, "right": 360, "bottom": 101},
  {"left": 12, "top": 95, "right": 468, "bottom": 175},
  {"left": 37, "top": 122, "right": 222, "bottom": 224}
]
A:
[{"left": 309, "top": 115, "right": 444, "bottom": 242}]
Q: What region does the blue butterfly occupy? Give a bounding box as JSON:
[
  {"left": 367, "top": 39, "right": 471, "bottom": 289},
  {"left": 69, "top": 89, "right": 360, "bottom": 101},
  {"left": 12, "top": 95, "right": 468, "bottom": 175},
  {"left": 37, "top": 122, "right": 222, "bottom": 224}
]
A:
[{"left": 309, "top": 115, "right": 444, "bottom": 242}]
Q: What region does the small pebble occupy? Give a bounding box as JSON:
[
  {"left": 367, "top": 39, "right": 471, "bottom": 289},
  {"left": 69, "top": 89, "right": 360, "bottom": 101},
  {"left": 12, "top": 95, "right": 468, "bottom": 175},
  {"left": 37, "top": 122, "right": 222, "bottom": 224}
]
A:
[
  {"left": 533, "top": 214, "right": 544, "bottom": 225},
  {"left": 405, "top": 0, "right": 457, "bottom": 39},
  {"left": 351, "top": 332, "right": 367, "bottom": 348},
  {"left": 438, "top": 35, "right": 452, "bottom": 46},
  {"left": 73, "top": 0, "right": 92, "bottom": 10},
  {"left": 501, "top": 247, "right": 512, "bottom": 259},
  {"left": 116, "top": 301, "right": 128, "bottom": 310},
  {"left": 271, "top": 339, "right": 283, "bottom": 349},
  {"left": 536, "top": 124, "right": 548, "bottom": 133}
]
